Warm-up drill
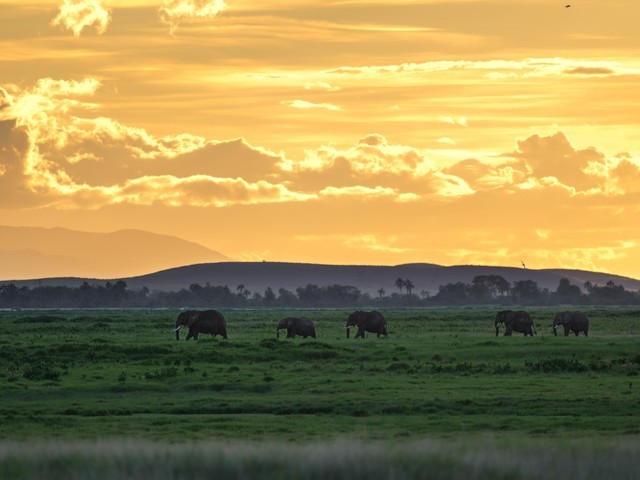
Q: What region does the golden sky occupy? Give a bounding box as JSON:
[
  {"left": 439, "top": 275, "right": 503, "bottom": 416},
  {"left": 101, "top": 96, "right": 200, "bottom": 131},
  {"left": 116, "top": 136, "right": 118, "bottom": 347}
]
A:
[{"left": 1, "top": 0, "right": 640, "bottom": 278}]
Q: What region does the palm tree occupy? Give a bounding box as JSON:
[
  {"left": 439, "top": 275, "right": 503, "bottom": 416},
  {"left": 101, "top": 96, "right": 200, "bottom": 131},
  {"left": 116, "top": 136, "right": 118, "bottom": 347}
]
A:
[
  {"left": 395, "top": 278, "right": 404, "bottom": 294},
  {"left": 237, "top": 284, "right": 245, "bottom": 296},
  {"left": 403, "top": 279, "right": 415, "bottom": 295},
  {"left": 583, "top": 281, "right": 593, "bottom": 294},
  {"left": 377, "top": 288, "right": 386, "bottom": 299}
]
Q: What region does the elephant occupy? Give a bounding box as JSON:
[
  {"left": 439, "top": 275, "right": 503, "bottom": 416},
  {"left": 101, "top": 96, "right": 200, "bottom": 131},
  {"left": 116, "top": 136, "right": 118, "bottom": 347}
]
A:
[
  {"left": 495, "top": 310, "right": 536, "bottom": 336},
  {"left": 174, "top": 310, "right": 228, "bottom": 340},
  {"left": 346, "top": 310, "right": 387, "bottom": 339},
  {"left": 276, "top": 317, "right": 316, "bottom": 339},
  {"left": 552, "top": 311, "right": 589, "bottom": 337}
]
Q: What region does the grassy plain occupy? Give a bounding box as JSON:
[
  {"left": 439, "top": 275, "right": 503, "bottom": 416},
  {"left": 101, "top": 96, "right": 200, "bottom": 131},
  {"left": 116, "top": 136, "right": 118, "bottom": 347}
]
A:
[{"left": 1, "top": 307, "right": 639, "bottom": 478}]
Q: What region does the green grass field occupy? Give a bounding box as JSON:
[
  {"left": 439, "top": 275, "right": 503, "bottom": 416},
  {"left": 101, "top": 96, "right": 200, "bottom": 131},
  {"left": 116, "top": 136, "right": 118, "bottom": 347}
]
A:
[{"left": 1, "top": 307, "right": 639, "bottom": 478}]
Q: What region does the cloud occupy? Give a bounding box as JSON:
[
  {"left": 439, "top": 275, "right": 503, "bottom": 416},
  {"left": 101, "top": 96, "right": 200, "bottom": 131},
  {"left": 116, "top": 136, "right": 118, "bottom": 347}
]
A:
[
  {"left": 304, "top": 82, "right": 341, "bottom": 92},
  {"left": 4, "top": 77, "right": 640, "bottom": 213},
  {"left": 0, "top": 117, "right": 45, "bottom": 208},
  {"left": 444, "top": 242, "right": 636, "bottom": 274},
  {"left": 439, "top": 116, "right": 468, "bottom": 127},
  {"left": 328, "top": 58, "right": 636, "bottom": 79},
  {"left": 444, "top": 159, "right": 507, "bottom": 191},
  {"left": 51, "top": 0, "right": 111, "bottom": 37},
  {"left": 282, "top": 100, "right": 341, "bottom": 111},
  {"left": 610, "top": 156, "right": 640, "bottom": 194},
  {"left": 159, "top": 0, "right": 226, "bottom": 33},
  {"left": 564, "top": 67, "right": 616, "bottom": 76},
  {"left": 509, "top": 132, "right": 610, "bottom": 193},
  {"left": 115, "top": 175, "right": 312, "bottom": 208},
  {"left": 296, "top": 233, "right": 412, "bottom": 254},
  {"left": 319, "top": 185, "right": 399, "bottom": 200},
  {"left": 286, "top": 134, "right": 474, "bottom": 199},
  {"left": 0, "top": 78, "right": 296, "bottom": 209}
]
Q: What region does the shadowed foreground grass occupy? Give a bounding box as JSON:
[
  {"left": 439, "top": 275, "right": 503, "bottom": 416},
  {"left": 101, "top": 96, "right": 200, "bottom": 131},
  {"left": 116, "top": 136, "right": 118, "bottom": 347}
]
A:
[{"left": 1, "top": 438, "right": 639, "bottom": 480}]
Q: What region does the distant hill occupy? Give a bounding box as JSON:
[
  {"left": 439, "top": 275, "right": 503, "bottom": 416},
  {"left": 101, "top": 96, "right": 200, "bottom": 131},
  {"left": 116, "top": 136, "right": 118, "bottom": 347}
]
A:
[
  {"left": 0, "top": 226, "right": 229, "bottom": 280},
  {"left": 7, "top": 261, "right": 640, "bottom": 296}
]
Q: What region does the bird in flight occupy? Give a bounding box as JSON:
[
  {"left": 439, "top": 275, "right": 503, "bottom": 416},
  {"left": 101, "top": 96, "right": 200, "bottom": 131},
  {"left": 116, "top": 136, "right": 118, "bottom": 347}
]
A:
[
  {"left": 521, "top": 260, "right": 526, "bottom": 269},
  {"left": 565, "top": 4, "right": 571, "bottom": 7}
]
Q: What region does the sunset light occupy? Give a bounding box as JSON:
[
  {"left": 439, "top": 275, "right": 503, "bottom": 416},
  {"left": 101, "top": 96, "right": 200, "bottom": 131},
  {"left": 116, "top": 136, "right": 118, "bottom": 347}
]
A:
[{"left": 1, "top": 0, "right": 639, "bottom": 278}]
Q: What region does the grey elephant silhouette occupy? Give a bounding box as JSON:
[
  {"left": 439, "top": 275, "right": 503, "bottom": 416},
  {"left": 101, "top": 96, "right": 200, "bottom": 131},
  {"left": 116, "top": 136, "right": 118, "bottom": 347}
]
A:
[
  {"left": 276, "top": 317, "right": 316, "bottom": 339},
  {"left": 552, "top": 311, "right": 589, "bottom": 336},
  {"left": 174, "top": 310, "right": 228, "bottom": 340},
  {"left": 346, "top": 310, "right": 387, "bottom": 338},
  {"left": 495, "top": 310, "right": 536, "bottom": 336}
]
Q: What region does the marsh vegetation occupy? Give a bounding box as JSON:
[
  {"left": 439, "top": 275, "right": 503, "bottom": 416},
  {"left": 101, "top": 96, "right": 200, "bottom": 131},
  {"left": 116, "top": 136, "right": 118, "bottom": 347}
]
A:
[{"left": 1, "top": 307, "right": 639, "bottom": 478}]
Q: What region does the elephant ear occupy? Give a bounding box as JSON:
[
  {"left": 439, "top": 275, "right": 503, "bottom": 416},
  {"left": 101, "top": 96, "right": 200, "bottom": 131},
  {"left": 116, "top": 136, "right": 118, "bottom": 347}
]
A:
[
  {"left": 505, "top": 311, "right": 515, "bottom": 322},
  {"left": 562, "top": 312, "right": 572, "bottom": 323},
  {"left": 188, "top": 312, "right": 200, "bottom": 326}
]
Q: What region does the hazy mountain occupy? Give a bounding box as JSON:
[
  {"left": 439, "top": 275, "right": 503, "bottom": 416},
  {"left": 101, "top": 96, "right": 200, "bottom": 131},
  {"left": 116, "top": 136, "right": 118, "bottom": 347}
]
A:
[
  {"left": 8, "top": 261, "right": 640, "bottom": 296},
  {"left": 0, "top": 226, "right": 229, "bottom": 280}
]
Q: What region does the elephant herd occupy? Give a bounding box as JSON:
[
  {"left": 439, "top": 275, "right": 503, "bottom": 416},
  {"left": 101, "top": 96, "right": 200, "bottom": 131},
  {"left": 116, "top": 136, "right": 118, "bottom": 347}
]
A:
[
  {"left": 495, "top": 309, "right": 589, "bottom": 337},
  {"left": 174, "top": 309, "right": 388, "bottom": 341},
  {"left": 174, "top": 308, "right": 589, "bottom": 341}
]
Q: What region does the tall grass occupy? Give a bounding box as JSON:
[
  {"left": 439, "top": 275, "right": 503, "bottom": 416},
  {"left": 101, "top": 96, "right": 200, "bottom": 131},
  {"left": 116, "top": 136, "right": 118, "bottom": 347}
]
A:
[{"left": 1, "top": 438, "right": 639, "bottom": 480}]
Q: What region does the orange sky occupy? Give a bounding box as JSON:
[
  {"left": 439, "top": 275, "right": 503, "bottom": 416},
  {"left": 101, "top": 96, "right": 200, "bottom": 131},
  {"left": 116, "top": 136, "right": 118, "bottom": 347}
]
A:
[{"left": 1, "top": 0, "right": 640, "bottom": 278}]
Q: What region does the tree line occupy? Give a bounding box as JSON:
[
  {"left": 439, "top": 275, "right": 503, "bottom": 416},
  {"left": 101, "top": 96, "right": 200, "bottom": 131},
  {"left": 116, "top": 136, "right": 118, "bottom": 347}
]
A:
[{"left": 1, "top": 275, "right": 639, "bottom": 308}]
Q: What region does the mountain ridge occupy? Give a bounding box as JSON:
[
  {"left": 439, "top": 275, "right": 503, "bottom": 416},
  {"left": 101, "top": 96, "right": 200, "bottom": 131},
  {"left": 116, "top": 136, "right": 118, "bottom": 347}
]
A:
[
  {"left": 5, "top": 261, "right": 639, "bottom": 296},
  {"left": 0, "top": 225, "right": 229, "bottom": 279}
]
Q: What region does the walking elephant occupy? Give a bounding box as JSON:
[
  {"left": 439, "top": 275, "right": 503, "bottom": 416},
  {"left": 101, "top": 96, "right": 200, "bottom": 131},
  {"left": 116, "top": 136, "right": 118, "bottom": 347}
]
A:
[
  {"left": 276, "top": 317, "right": 316, "bottom": 339},
  {"left": 495, "top": 310, "right": 536, "bottom": 336},
  {"left": 346, "top": 310, "right": 387, "bottom": 338},
  {"left": 175, "top": 310, "right": 228, "bottom": 340},
  {"left": 552, "top": 311, "right": 589, "bottom": 337}
]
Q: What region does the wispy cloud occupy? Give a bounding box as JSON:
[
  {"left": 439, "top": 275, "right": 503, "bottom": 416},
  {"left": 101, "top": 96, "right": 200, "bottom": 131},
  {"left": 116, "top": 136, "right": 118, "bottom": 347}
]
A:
[
  {"left": 439, "top": 116, "right": 468, "bottom": 127},
  {"left": 563, "top": 67, "right": 616, "bottom": 76},
  {"left": 51, "top": 0, "right": 111, "bottom": 37},
  {"left": 282, "top": 100, "right": 341, "bottom": 111},
  {"left": 304, "top": 82, "right": 341, "bottom": 92},
  {"left": 159, "top": 0, "right": 226, "bottom": 33},
  {"left": 328, "top": 58, "right": 638, "bottom": 79}
]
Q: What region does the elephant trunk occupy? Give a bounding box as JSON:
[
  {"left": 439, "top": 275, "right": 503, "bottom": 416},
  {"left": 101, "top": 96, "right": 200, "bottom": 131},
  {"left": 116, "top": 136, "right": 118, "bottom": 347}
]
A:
[
  {"left": 175, "top": 324, "right": 182, "bottom": 340},
  {"left": 552, "top": 326, "right": 558, "bottom": 336},
  {"left": 346, "top": 325, "right": 351, "bottom": 338},
  {"left": 495, "top": 326, "right": 499, "bottom": 337}
]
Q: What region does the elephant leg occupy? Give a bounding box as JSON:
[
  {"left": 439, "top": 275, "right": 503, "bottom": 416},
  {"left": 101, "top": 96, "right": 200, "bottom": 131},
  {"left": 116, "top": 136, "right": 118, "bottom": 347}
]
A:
[
  {"left": 186, "top": 329, "right": 194, "bottom": 340},
  {"left": 574, "top": 330, "right": 579, "bottom": 337},
  {"left": 504, "top": 325, "right": 513, "bottom": 336},
  {"left": 564, "top": 328, "right": 570, "bottom": 337},
  {"left": 356, "top": 327, "right": 365, "bottom": 338}
]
